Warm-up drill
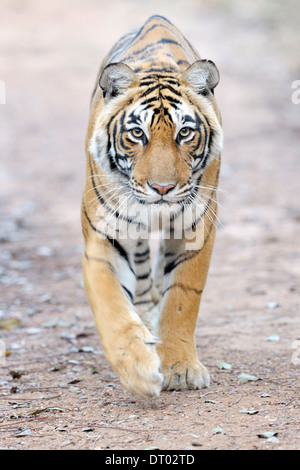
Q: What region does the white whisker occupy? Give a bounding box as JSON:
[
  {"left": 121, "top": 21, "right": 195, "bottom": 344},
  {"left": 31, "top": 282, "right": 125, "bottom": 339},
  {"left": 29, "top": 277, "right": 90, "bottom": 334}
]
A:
[
  {"left": 87, "top": 186, "right": 126, "bottom": 206},
  {"left": 194, "top": 184, "right": 229, "bottom": 198}
]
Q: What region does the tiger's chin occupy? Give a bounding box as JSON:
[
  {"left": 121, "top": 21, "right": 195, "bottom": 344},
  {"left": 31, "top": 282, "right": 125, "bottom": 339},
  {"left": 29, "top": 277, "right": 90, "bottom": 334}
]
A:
[
  {"left": 133, "top": 193, "right": 192, "bottom": 206},
  {"left": 124, "top": 196, "right": 198, "bottom": 236}
]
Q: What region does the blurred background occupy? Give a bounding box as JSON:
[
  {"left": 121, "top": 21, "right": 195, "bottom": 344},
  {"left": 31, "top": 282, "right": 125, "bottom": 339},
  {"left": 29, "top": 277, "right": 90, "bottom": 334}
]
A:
[
  {"left": 0, "top": 0, "right": 300, "bottom": 450},
  {"left": 1, "top": 0, "right": 300, "bottom": 238},
  {"left": 1, "top": 0, "right": 300, "bottom": 330}
]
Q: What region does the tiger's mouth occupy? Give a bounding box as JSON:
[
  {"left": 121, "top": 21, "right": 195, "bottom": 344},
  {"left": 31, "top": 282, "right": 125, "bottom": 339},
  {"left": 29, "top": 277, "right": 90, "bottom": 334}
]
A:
[
  {"left": 129, "top": 179, "right": 195, "bottom": 206},
  {"left": 132, "top": 191, "right": 194, "bottom": 206}
]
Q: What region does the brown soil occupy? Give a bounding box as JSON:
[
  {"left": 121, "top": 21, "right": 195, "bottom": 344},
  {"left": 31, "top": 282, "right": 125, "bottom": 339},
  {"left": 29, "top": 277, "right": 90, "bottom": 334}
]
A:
[{"left": 0, "top": 0, "right": 299, "bottom": 450}]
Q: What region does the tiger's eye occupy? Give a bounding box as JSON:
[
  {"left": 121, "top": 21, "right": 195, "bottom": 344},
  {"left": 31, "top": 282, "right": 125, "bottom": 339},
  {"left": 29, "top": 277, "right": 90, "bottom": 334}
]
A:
[
  {"left": 179, "top": 127, "right": 191, "bottom": 138},
  {"left": 131, "top": 128, "right": 144, "bottom": 138}
]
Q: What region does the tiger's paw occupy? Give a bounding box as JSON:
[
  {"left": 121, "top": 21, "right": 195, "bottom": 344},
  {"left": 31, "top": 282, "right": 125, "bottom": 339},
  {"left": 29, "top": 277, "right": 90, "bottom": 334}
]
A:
[
  {"left": 112, "top": 328, "right": 164, "bottom": 399},
  {"left": 161, "top": 360, "right": 210, "bottom": 391}
]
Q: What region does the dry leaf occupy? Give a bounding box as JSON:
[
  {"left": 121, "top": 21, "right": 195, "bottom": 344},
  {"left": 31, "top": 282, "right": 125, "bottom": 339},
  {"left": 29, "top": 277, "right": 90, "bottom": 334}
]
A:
[
  {"left": 238, "top": 373, "right": 260, "bottom": 383},
  {"left": 0, "top": 317, "right": 20, "bottom": 330},
  {"left": 10, "top": 370, "right": 23, "bottom": 379}
]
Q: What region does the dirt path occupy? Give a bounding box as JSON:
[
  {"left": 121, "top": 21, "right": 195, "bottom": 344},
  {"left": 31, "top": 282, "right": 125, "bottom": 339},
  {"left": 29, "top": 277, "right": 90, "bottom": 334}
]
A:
[{"left": 0, "top": 0, "right": 299, "bottom": 450}]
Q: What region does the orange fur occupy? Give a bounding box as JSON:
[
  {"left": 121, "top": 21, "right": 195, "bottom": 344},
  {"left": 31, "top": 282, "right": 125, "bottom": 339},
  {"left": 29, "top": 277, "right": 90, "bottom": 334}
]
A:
[{"left": 82, "top": 16, "right": 222, "bottom": 397}]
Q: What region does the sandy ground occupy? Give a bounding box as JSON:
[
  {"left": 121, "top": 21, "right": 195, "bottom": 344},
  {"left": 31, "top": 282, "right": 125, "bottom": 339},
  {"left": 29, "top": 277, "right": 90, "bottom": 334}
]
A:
[{"left": 0, "top": 0, "right": 299, "bottom": 450}]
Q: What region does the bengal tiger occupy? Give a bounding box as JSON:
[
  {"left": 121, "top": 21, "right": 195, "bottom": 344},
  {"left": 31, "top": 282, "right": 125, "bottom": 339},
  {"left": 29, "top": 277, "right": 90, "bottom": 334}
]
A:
[{"left": 82, "top": 15, "right": 223, "bottom": 398}]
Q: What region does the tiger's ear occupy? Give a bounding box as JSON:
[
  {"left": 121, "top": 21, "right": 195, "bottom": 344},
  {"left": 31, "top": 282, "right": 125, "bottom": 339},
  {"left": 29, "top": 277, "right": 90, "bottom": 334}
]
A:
[
  {"left": 182, "top": 59, "right": 220, "bottom": 96},
  {"left": 99, "top": 63, "right": 138, "bottom": 99}
]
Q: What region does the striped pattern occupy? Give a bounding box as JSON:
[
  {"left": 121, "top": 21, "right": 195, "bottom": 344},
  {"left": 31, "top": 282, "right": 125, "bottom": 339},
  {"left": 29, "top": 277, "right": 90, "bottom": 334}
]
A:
[{"left": 81, "top": 16, "right": 223, "bottom": 397}]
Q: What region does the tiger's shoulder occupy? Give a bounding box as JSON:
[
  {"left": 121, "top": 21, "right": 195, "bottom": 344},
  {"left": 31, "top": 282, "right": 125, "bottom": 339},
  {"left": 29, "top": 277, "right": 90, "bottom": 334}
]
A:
[
  {"left": 108, "top": 15, "right": 200, "bottom": 67},
  {"left": 90, "top": 15, "right": 200, "bottom": 104}
]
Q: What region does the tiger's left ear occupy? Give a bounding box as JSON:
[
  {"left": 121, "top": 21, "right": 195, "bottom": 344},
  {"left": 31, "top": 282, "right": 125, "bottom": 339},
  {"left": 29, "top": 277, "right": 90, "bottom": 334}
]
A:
[
  {"left": 182, "top": 59, "right": 220, "bottom": 96},
  {"left": 99, "top": 62, "right": 138, "bottom": 100}
]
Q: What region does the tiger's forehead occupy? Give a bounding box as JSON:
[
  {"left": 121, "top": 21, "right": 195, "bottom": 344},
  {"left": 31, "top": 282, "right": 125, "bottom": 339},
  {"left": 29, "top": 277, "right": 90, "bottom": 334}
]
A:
[{"left": 125, "top": 76, "right": 197, "bottom": 132}]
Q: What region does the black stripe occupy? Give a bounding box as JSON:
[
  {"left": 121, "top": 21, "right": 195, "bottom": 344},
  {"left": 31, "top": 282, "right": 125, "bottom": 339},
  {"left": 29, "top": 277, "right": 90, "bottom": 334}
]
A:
[
  {"left": 164, "top": 216, "right": 215, "bottom": 275},
  {"left": 121, "top": 285, "right": 134, "bottom": 302},
  {"left": 136, "top": 78, "right": 157, "bottom": 85},
  {"left": 177, "top": 59, "right": 190, "bottom": 67},
  {"left": 134, "top": 299, "right": 155, "bottom": 306},
  {"left": 163, "top": 78, "right": 180, "bottom": 86},
  {"left": 163, "top": 196, "right": 218, "bottom": 276},
  {"left": 135, "top": 282, "right": 153, "bottom": 297},
  {"left": 134, "top": 248, "right": 150, "bottom": 264},
  {"left": 184, "top": 174, "right": 219, "bottom": 231},
  {"left": 141, "top": 83, "right": 161, "bottom": 97},
  {"left": 141, "top": 96, "right": 159, "bottom": 106},
  {"left": 106, "top": 237, "right": 135, "bottom": 275},
  {"left": 200, "top": 129, "right": 214, "bottom": 170},
  {"left": 165, "top": 251, "right": 175, "bottom": 257},
  {"left": 84, "top": 252, "right": 115, "bottom": 273},
  {"left": 162, "top": 105, "right": 173, "bottom": 123},
  {"left": 89, "top": 162, "right": 120, "bottom": 214},
  {"left": 127, "top": 109, "right": 142, "bottom": 125},
  {"left": 162, "top": 95, "right": 180, "bottom": 105},
  {"left": 89, "top": 161, "right": 145, "bottom": 227},
  {"left": 120, "top": 37, "right": 187, "bottom": 62},
  {"left": 140, "top": 67, "right": 178, "bottom": 74},
  {"left": 159, "top": 83, "right": 182, "bottom": 97},
  {"left": 136, "top": 270, "right": 151, "bottom": 280},
  {"left": 150, "top": 108, "right": 161, "bottom": 126},
  {"left": 131, "top": 16, "right": 177, "bottom": 46},
  {"left": 163, "top": 283, "right": 203, "bottom": 296},
  {"left": 134, "top": 256, "right": 150, "bottom": 264},
  {"left": 183, "top": 115, "right": 196, "bottom": 124},
  {"left": 106, "top": 108, "right": 123, "bottom": 154},
  {"left": 134, "top": 248, "right": 150, "bottom": 257},
  {"left": 82, "top": 203, "right": 134, "bottom": 274}
]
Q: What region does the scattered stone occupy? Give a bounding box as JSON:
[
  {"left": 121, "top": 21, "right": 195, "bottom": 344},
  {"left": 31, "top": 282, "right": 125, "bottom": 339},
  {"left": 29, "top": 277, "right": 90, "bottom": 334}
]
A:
[
  {"left": 265, "top": 334, "right": 280, "bottom": 342},
  {"left": 257, "top": 431, "right": 278, "bottom": 439},
  {"left": 37, "top": 246, "right": 53, "bottom": 257},
  {"left": 213, "top": 426, "right": 226, "bottom": 435},
  {"left": 238, "top": 373, "right": 261, "bottom": 383},
  {"left": 217, "top": 361, "right": 232, "bottom": 370},
  {"left": 79, "top": 346, "right": 95, "bottom": 353},
  {"left": 239, "top": 409, "right": 264, "bottom": 415},
  {"left": 14, "top": 429, "right": 31, "bottom": 437},
  {"left": 266, "top": 437, "right": 280, "bottom": 443},
  {"left": 267, "top": 301, "right": 280, "bottom": 309},
  {"left": 26, "top": 327, "right": 42, "bottom": 335},
  {"left": 39, "top": 293, "right": 52, "bottom": 303}
]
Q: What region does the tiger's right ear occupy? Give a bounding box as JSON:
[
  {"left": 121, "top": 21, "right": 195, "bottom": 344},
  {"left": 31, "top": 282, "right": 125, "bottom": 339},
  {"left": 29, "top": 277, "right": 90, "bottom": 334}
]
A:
[
  {"left": 182, "top": 59, "right": 220, "bottom": 95},
  {"left": 99, "top": 63, "right": 138, "bottom": 100}
]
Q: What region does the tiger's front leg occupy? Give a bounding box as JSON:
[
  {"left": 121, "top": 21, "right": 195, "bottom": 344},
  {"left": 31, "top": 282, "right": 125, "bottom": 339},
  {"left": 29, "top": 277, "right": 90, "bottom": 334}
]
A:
[
  {"left": 157, "top": 218, "right": 216, "bottom": 391},
  {"left": 132, "top": 239, "right": 161, "bottom": 335},
  {"left": 82, "top": 227, "right": 163, "bottom": 398}
]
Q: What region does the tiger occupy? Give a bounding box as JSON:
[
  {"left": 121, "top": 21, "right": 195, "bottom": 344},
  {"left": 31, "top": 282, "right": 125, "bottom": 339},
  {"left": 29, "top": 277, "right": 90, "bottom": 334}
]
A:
[{"left": 82, "top": 15, "right": 223, "bottom": 398}]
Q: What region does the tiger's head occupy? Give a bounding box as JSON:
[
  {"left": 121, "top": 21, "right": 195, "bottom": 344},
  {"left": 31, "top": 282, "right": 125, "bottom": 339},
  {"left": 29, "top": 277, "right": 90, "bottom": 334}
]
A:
[{"left": 89, "top": 60, "right": 223, "bottom": 209}]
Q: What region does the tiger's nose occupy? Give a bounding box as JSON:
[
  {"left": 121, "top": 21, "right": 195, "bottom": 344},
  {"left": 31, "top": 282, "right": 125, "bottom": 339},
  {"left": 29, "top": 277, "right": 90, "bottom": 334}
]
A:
[{"left": 148, "top": 182, "right": 176, "bottom": 196}]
